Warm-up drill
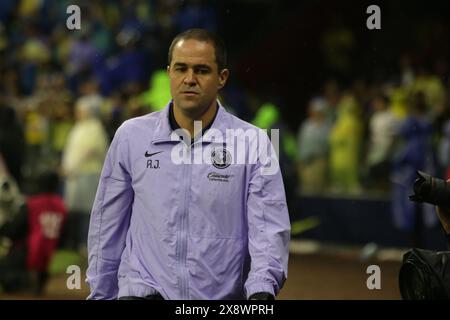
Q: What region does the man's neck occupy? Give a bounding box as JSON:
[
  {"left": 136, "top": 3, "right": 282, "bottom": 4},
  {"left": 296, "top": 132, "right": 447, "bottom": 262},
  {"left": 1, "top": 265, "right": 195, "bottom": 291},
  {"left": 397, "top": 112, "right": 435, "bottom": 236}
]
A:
[{"left": 173, "top": 101, "right": 218, "bottom": 139}]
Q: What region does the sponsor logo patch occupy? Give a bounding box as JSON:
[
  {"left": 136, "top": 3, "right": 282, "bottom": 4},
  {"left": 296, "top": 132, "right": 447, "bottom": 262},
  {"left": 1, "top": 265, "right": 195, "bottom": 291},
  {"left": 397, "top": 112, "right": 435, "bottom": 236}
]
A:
[{"left": 207, "top": 172, "right": 233, "bottom": 182}]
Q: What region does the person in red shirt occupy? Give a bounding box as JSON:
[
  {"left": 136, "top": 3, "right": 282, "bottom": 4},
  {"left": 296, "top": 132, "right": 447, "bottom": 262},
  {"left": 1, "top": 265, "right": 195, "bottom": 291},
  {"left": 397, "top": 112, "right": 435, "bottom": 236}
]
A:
[{"left": 0, "top": 171, "right": 67, "bottom": 295}]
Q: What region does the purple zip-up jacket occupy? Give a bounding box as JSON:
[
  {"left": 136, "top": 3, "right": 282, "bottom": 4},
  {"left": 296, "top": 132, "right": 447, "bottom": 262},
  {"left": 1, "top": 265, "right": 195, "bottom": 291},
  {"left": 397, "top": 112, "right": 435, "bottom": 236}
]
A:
[{"left": 86, "top": 101, "right": 291, "bottom": 300}]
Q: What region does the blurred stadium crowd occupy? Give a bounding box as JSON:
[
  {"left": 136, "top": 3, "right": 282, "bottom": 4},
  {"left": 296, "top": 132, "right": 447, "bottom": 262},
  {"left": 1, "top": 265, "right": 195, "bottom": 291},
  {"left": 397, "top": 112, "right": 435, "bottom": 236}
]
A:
[{"left": 0, "top": 0, "right": 450, "bottom": 294}]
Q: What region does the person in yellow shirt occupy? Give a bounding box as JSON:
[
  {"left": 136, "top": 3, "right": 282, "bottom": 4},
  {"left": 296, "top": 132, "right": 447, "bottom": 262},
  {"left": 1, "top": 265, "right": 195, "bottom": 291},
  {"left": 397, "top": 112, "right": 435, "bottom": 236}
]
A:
[
  {"left": 329, "top": 94, "right": 363, "bottom": 194},
  {"left": 62, "top": 96, "right": 108, "bottom": 252}
]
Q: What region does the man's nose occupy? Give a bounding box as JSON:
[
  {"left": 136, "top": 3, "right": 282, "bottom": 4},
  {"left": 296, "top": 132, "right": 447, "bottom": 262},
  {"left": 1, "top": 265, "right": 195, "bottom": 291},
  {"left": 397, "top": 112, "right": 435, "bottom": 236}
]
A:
[{"left": 183, "top": 69, "right": 197, "bottom": 86}]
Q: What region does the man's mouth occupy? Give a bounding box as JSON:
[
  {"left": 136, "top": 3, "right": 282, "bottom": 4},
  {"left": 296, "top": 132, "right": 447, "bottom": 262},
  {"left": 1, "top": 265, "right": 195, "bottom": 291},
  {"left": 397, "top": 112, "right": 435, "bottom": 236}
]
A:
[{"left": 181, "top": 91, "right": 199, "bottom": 96}]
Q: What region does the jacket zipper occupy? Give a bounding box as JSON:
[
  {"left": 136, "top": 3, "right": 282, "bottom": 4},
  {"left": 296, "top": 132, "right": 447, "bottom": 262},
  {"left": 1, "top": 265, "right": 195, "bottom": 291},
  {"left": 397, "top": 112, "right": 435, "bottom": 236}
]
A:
[{"left": 179, "top": 145, "right": 191, "bottom": 299}]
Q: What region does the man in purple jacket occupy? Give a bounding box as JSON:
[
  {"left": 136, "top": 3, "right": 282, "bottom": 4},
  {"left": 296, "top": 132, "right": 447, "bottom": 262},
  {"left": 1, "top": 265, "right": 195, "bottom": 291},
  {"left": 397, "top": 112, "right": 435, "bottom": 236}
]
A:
[{"left": 86, "top": 29, "right": 291, "bottom": 300}]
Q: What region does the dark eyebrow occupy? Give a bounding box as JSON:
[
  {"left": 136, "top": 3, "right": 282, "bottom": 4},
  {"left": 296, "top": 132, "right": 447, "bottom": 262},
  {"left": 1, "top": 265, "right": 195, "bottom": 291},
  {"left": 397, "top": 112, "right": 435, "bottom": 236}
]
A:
[
  {"left": 193, "top": 64, "right": 211, "bottom": 70},
  {"left": 173, "top": 62, "right": 188, "bottom": 68},
  {"left": 173, "top": 62, "right": 211, "bottom": 70}
]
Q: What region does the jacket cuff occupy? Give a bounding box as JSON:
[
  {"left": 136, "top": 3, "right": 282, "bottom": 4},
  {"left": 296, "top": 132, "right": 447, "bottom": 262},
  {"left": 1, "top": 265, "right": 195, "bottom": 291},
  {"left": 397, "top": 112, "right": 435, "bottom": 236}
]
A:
[
  {"left": 245, "top": 282, "right": 275, "bottom": 299},
  {"left": 86, "top": 272, "right": 119, "bottom": 300}
]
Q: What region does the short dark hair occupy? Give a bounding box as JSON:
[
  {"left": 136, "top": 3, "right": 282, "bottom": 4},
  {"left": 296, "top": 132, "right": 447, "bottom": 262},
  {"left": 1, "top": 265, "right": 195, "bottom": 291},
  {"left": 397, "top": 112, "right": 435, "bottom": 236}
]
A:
[{"left": 168, "top": 29, "right": 227, "bottom": 72}]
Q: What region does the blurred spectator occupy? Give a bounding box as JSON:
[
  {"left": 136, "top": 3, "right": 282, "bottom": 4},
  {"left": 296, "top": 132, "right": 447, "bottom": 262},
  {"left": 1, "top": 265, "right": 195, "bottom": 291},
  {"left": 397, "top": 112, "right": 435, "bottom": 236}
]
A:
[
  {"left": 49, "top": 100, "right": 73, "bottom": 159},
  {"left": 44, "top": 74, "right": 74, "bottom": 159},
  {"left": 438, "top": 119, "right": 450, "bottom": 179},
  {"left": 297, "top": 98, "right": 331, "bottom": 194},
  {"left": 67, "top": 27, "right": 99, "bottom": 78},
  {"left": 23, "top": 100, "right": 50, "bottom": 178},
  {"left": 329, "top": 94, "right": 363, "bottom": 194},
  {"left": 364, "top": 94, "right": 398, "bottom": 191},
  {"left": 411, "top": 67, "right": 446, "bottom": 117},
  {"left": 89, "top": 4, "right": 114, "bottom": 55},
  {"left": 252, "top": 102, "right": 299, "bottom": 212},
  {"left": 102, "top": 91, "right": 126, "bottom": 141},
  {"left": 389, "top": 85, "right": 409, "bottom": 119},
  {"left": 0, "top": 171, "right": 66, "bottom": 295},
  {"left": 174, "top": 0, "right": 217, "bottom": 33},
  {"left": 18, "top": 0, "right": 42, "bottom": 18},
  {"left": 104, "top": 27, "right": 151, "bottom": 95},
  {"left": 322, "top": 79, "right": 341, "bottom": 123},
  {"left": 0, "top": 153, "right": 23, "bottom": 230},
  {"left": 391, "top": 92, "right": 436, "bottom": 232},
  {"left": 61, "top": 97, "right": 108, "bottom": 252},
  {"left": 0, "top": 105, "right": 26, "bottom": 188},
  {"left": 18, "top": 21, "right": 51, "bottom": 95},
  {"left": 78, "top": 77, "right": 105, "bottom": 118},
  {"left": 140, "top": 69, "right": 172, "bottom": 112}
]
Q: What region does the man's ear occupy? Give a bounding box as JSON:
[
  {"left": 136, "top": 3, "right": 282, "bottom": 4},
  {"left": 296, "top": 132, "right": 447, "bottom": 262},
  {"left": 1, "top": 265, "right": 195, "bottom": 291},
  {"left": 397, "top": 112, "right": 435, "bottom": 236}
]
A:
[
  {"left": 167, "top": 65, "right": 170, "bottom": 74},
  {"left": 218, "top": 69, "right": 229, "bottom": 89}
]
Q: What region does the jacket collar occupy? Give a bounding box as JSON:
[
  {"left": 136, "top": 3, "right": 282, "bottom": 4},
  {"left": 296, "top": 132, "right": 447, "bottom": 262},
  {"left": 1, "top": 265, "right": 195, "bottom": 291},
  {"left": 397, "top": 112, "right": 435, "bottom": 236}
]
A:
[{"left": 151, "top": 100, "right": 230, "bottom": 145}]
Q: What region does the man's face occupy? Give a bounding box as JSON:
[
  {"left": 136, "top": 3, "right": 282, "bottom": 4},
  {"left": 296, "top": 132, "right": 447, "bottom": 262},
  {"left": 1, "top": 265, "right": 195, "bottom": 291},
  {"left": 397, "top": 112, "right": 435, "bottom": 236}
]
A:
[{"left": 168, "top": 39, "right": 229, "bottom": 115}]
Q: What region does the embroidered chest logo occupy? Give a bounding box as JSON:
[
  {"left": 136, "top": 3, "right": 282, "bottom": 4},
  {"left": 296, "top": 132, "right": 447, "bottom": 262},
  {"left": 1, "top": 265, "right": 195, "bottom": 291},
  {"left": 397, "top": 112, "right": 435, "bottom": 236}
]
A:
[
  {"left": 145, "top": 150, "right": 162, "bottom": 169},
  {"left": 145, "top": 151, "right": 163, "bottom": 158},
  {"left": 211, "top": 148, "right": 232, "bottom": 169},
  {"left": 207, "top": 172, "right": 234, "bottom": 183}
]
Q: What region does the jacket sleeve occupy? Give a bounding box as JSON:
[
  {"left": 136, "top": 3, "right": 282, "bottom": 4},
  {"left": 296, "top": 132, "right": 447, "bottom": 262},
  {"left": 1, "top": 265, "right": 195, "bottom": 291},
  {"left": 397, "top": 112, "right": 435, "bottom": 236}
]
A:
[
  {"left": 244, "top": 130, "right": 291, "bottom": 299},
  {"left": 86, "top": 124, "right": 134, "bottom": 300}
]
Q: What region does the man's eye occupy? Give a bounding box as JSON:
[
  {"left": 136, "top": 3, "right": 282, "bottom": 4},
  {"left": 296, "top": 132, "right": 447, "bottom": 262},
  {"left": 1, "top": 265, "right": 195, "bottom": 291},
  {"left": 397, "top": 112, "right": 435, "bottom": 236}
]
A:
[
  {"left": 196, "top": 69, "right": 209, "bottom": 74},
  {"left": 175, "top": 67, "right": 186, "bottom": 72}
]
